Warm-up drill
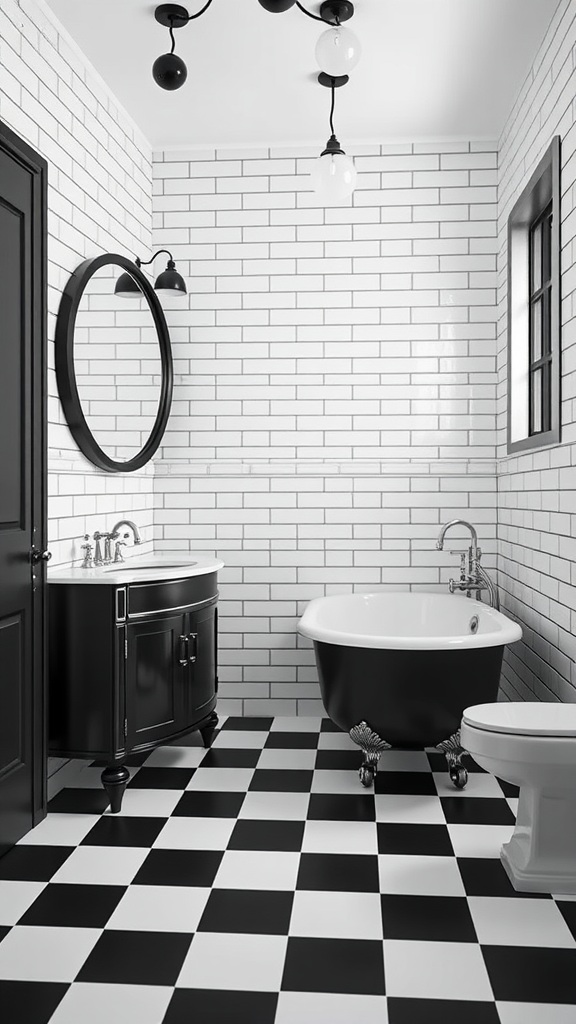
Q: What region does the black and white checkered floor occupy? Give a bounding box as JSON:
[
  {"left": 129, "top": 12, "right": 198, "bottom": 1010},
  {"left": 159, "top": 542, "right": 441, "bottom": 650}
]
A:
[{"left": 1, "top": 715, "right": 576, "bottom": 1024}]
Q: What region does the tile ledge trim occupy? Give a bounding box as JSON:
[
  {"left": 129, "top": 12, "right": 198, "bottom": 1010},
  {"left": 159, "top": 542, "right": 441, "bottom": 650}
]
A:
[{"left": 155, "top": 458, "right": 497, "bottom": 477}]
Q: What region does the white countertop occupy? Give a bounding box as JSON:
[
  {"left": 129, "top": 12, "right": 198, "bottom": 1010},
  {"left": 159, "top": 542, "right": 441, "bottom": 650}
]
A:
[{"left": 48, "top": 553, "right": 224, "bottom": 585}]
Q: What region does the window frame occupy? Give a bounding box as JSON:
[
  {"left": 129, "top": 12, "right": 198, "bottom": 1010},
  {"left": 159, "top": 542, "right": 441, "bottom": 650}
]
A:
[{"left": 507, "top": 135, "right": 561, "bottom": 454}]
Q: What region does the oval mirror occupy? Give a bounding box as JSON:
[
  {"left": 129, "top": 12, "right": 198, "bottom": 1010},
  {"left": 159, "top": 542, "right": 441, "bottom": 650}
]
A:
[{"left": 55, "top": 254, "right": 173, "bottom": 473}]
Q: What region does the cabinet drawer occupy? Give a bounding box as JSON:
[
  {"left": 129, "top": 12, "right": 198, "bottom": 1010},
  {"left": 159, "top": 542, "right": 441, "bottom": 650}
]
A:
[{"left": 127, "top": 572, "right": 218, "bottom": 618}]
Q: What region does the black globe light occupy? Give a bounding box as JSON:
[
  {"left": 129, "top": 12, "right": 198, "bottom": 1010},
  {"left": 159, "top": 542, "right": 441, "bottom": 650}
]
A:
[
  {"left": 257, "top": 1, "right": 297, "bottom": 11},
  {"left": 153, "top": 2, "right": 214, "bottom": 91},
  {"left": 115, "top": 250, "right": 187, "bottom": 299},
  {"left": 152, "top": 52, "right": 188, "bottom": 91}
]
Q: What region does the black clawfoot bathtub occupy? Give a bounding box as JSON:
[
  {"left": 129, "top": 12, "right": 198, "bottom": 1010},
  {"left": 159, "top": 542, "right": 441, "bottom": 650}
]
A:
[{"left": 298, "top": 591, "right": 522, "bottom": 787}]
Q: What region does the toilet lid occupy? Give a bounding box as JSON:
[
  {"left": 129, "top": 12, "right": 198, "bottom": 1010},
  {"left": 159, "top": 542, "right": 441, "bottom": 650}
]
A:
[{"left": 462, "top": 701, "right": 576, "bottom": 737}]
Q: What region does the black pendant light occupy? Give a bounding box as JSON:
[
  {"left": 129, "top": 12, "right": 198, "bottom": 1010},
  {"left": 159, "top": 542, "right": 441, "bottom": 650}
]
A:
[
  {"left": 115, "top": 250, "right": 187, "bottom": 299},
  {"left": 153, "top": 2, "right": 214, "bottom": 91}
]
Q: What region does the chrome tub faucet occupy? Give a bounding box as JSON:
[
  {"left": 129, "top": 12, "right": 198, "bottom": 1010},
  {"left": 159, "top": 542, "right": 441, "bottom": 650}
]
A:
[{"left": 436, "top": 519, "right": 499, "bottom": 610}]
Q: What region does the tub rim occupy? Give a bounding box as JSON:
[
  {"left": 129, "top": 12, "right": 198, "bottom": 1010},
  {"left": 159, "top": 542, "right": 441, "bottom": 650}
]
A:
[{"left": 297, "top": 590, "right": 523, "bottom": 651}]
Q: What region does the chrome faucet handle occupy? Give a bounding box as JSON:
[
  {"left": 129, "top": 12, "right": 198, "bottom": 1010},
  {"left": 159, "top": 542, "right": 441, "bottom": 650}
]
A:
[
  {"left": 92, "top": 531, "right": 104, "bottom": 566},
  {"left": 113, "top": 534, "right": 129, "bottom": 563},
  {"left": 101, "top": 532, "right": 114, "bottom": 564},
  {"left": 449, "top": 550, "right": 469, "bottom": 578},
  {"left": 80, "top": 535, "right": 94, "bottom": 569}
]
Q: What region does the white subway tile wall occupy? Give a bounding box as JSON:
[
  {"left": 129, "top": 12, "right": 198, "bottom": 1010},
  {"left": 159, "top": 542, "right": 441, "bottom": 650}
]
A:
[
  {"left": 498, "top": 0, "right": 576, "bottom": 703},
  {"left": 0, "top": 0, "right": 155, "bottom": 567},
  {"left": 6, "top": 0, "right": 575, "bottom": 716},
  {"left": 152, "top": 142, "right": 499, "bottom": 714}
]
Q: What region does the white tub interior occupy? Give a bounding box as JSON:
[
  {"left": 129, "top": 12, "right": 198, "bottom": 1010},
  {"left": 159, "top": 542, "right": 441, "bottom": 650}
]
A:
[{"left": 298, "top": 591, "right": 523, "bottom": 650}]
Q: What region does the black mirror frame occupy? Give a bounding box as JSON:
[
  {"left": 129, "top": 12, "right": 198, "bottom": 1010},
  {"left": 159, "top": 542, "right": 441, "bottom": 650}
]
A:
[{"left": 55, "top": 253, "right": 174, "bottom": 473}]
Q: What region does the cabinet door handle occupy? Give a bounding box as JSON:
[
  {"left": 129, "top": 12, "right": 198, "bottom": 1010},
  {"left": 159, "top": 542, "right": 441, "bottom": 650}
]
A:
[
  {"left": 188, "top": 632, "right": 198, "bottom": 664},
  {"left": 178, "top": 634, "right": 189, "bottom": 666}
]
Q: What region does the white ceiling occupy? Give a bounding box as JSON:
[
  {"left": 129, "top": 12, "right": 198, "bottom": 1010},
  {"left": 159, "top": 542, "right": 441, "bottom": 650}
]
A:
[{"left": 44, "top": 0, "right": 559, "bottom": 149}]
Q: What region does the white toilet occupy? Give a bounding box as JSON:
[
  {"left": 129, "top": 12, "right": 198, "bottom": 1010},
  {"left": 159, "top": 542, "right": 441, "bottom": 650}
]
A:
[{"left": 461, "top": 701, "right": 576, "bottom": 894}]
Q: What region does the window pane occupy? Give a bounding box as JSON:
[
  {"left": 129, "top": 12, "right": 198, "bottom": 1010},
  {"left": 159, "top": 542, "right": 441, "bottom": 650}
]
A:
[
  {"left": 531, "top": 367, "right": 542, "bottom": 434},
  {"left": 531, "top": 220, "right": 542, "bottom": 293},
  {"left": 542, "top": 289, "right": 551, "bottom": 355},
  {"left": 542, "top": 361, "right": 551, "bottom": 433},
  {"left": 542, "top": 210, "right": 552, "bottom": 284},
  {"left": 530, "top": 298, "right": 542, "bottom": 362}
]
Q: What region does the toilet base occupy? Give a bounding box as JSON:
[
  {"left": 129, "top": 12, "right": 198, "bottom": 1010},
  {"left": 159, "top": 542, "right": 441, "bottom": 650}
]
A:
[{"left": 500, "top": 785, "right": 576, "bottom": 895}]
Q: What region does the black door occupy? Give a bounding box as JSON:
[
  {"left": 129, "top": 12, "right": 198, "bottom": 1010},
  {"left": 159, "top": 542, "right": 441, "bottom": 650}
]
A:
[
  {"left": 0, "top": 121, "right": 47, "bottom": 855},
  {"left": 126, "top": 613, "right": 188, "bottom": 749}
]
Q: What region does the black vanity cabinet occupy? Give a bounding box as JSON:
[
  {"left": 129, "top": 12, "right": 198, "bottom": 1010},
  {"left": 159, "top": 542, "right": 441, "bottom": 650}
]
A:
[{"left": 49, "top": 572, "right": 219, "bottom": 811}]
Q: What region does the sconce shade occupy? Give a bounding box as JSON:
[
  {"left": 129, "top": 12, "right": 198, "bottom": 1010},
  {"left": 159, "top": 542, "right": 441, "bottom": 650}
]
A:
[
  {"left": 154, "top": 262, "right": 187, "bottom": 296},
  {"left": 257, "top": 0, "right": 296, "bottom": 10},
  {"left": 114, "top": 272, "right": 143, "bottom": 298},
  {"left": 315, "top": 25, "right": 361, "bottom": 77},
  {"left": 152, "top": 52, "right": 188, "bottom": 90}
]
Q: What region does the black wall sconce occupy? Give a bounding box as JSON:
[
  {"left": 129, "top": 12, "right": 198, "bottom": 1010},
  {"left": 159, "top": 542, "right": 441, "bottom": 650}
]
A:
[{"left": 114, "top": 250, "right": 187, "bottom": 299}]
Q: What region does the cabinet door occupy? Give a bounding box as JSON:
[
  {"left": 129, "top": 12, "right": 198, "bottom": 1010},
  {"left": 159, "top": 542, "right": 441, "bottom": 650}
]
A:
[
  {"left": 126, "top": 613, "right": 186, "bottom": 749},
  {"left": 185, "top": 604, "right": 217, "bottom": 722}
]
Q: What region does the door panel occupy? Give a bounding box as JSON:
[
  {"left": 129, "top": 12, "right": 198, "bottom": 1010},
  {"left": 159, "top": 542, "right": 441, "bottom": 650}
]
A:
[
  {"left": 126, "top": 613, "right": 187, "bottom": 748},
  {"left": 0, "top": 200, "right": 23, "bottom": 527},
  {"left": 0, "top": 122, "right": 47, "bottom": 856},
  {"left": 187, "top": 604, "right": 216, "bottom": 719},
  {"left": 0, "top": 615, "right": 23, "bottom": 772}
]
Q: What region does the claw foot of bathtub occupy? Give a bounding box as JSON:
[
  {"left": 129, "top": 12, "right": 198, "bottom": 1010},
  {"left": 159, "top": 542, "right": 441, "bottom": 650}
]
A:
[
  {"left": 436, "top": 730, "right": 469, "bottom": 789},
  {"left": 350, "top": 721, "right": 392, "bottom": 788}
]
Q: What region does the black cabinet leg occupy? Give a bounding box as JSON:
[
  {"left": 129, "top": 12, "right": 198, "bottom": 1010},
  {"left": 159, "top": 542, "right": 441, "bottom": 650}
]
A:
[
  {"left": 200, "top": 711, "right": 219, "bottom": 748},
  {"left": 101, "top": 764, "right": 130, "bottom": 813}
]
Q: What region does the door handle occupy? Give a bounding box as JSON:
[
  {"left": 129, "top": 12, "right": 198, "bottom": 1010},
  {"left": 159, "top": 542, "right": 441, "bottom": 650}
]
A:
[
  {"left": 30, "top": 548, "right": 52, "bottom": 564},
  {"left": 188, "top": 632, "right": 198, "bottom": 664},
  {"left": 178, "top": 634, "right": 189, "bottom": 666}
]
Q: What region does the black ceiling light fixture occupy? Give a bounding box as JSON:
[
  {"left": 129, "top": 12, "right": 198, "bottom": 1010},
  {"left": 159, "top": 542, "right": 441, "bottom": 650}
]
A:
[
  {"left": 114, "top": 250, "right": 187, "bottom": 299},
  {"left": 152, "top": 1, "right": 361, "bottom": 201},
  {"left": 152, "top": 1, "right": 215, "bottom": 91},
  {"left": 153, "top": 1, "right": 360, "bottom": 88}
]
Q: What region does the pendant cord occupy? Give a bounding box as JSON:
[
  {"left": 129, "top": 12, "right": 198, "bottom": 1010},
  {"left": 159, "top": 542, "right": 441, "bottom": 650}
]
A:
[
  {"left": 296, "top": 2, "right": 339, "bottom": 24},
  {"left": 183, "top": 0, "right": 215, "bottom": 20},
  {"left": 168, "top": 0, "right": 215, "bottom": 46},
  {"left": 329, "top": 80, "right": 336, "bottom": 136}
]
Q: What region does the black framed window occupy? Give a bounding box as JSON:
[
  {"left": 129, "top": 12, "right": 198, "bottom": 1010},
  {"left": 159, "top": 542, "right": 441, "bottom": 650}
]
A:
[
  {"left": 507, "top": 136, "right": 560, "bottom": 454},
  {"left": 528, "top": 202, "right": 552, "bottom": 436}
]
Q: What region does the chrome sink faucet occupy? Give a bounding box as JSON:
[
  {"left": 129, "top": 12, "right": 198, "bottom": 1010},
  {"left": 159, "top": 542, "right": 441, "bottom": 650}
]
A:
[
  {"left": 109, "top": 520, "right": 142, "bottom": 562},
  {"left": 436, "top": 519, "right": 499, "bottom": 609},
  {"left": 84, "top": 520, "right": 142, "bottom": 568}
]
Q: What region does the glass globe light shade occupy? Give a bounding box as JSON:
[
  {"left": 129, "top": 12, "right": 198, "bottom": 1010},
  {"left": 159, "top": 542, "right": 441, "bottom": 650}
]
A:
[
  {"left": 310, "top": 151, "right": 357, "bottom": 203},
  {"left": 315, "top": 26, "right": 361, "bottom": 77},
  {"left": 152, "top": 52, "right": 188, "bottom": 91}
]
